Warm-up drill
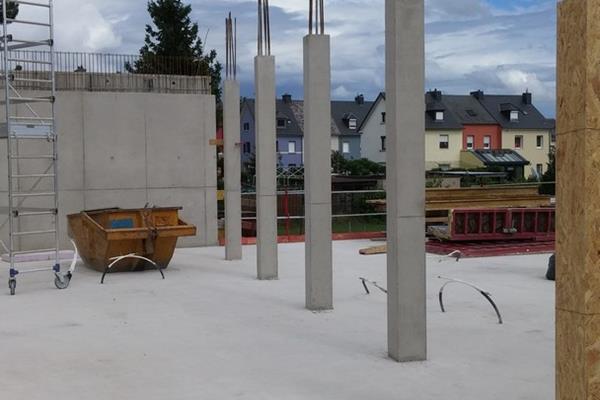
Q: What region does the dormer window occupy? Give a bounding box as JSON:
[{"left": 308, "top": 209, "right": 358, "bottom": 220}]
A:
[
  {"left": 510, "top": 111, "right": 519, "bottom": 121},
  {"left": 343, "top": 113, "right": 358, "bottom": 130},
  {"left": 435, "top": 111, "right": 444, "bottom": 121},
  {"left": 277, "top": 118, "right": 286, "bottom": 128},
  {"left": 349, "top": 118, "right": 357, "bottom": 130}
]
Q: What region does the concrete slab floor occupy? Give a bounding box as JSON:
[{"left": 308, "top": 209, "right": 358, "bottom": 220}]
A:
[{"left": 0, "top": 240, "right": 554, "bottom": 400}]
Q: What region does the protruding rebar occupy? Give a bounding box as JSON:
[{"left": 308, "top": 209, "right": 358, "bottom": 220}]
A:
[
  {"left": 308, "top": 0, "right": 325, "bottom": 35},
  {"left": 225, "top": 12, "right": 237, "bottom": 79},
  {"left": 258, "top": 0, "right": 271, "bottom": 56}
]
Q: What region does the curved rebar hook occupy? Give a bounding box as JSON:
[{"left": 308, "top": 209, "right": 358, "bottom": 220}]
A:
[
  {"left": 68, "top": 240, "right": 79, "bottom": 275},
  {"left": 101, "top": 254, "right": 165, "bottom": 284},
  {"left": 438, "top": 276, "right": 503, "bottom": 324}
]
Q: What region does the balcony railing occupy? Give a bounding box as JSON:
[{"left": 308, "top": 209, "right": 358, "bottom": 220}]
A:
[{"left": 0, "top": 51, "right": 211, "bottom": 94}]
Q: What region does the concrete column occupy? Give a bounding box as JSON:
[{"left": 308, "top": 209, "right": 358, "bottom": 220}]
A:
[
  {"left": 304, "top": 34, "right": 332, "bottom": 311},
  {"left": 385, "top": 0, "right": 426, "bottom": 362},
  {"left": 224, "top": 80, "right": 242, "bottom": 260},
  {"left": 255, "top": 55, "right": 278, "bottom": 279},
  {"left": 556, "top": 1, "right": 600, "bottom": 398}
]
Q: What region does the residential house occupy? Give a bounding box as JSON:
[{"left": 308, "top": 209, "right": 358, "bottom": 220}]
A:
[
  {"left": 361, "top": 89, "right": 554, "bottom": 178},
  {"left": 240, "top": 94, "right": 372, "bottom": 168},
  {"left": 360, "top": 91, "right": 464, "bottom": 170},
  {"left": 471, "top": 90, "right": 555, "bottom": 177},
  {"left": 240, "top": 95, "right": 304, "bottom": 167}
]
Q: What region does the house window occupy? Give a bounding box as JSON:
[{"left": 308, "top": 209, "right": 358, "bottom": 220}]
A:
[
  {"left": 288, "top": 141, "right": 296, "bottom": 154},
  {"left": 466, "top": 135, "right": 474, "bottom": 150},
  {"left": 342, "top": 141, "right": 350, "bottom": 154},
  {"left": 243, "top": 142, "right": 251, "bottom": 154},
  {"left": 331, "top": 137, "right": 338, "bottom": 151},
  {"left": 536, "top": 164, "right": 544, "bottom": 176},
  {"left": 515, "top": 135, "right": 523, "bottom": 149},
  {"left": 349, "top": 118, "right": 357, "bottom": 130},
  {"left": 536, "top": 135, "right": 544, "bottom": 149},
  {"left": 380, "top": 136, "right": 386, "bottom": 152},
  {"left": 381, "top": 112, "right": 386, "bottom": 124},
  {"left": 276, "top": 140, "right": 279, "bottom": 152},
  {"left": 243, "top": 122, "right": 250, "bottom": 131},
  {"left": 435, "top": 111, "right": 444, "bottom": 121},
  {"left": 483, "top": 136, "right": 491, "bottom": 150},
  {"left": 439, "top": 134, "right": 449, "bottom": 149},
  {"left": 277, "top": 118, "right": 286, "bottom": 128},
  {"left": 510, "top": 111, "right": 519, "bottom": 121}
]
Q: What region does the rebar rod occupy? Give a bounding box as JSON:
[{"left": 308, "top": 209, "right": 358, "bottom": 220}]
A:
[
  {"left": 320, "top": 0, "right": 325, "bottom": 34},
  {"left": 308, "top": 0, "right": 314, "bottom": 35},
  {"left": 257, "top": 0, "right": 262, "bottom": 56}
]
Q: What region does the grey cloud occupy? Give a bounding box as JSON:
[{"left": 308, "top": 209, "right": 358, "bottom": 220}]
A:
[{"left": 52, "top": 0, "right": 556, "bottom": 116}]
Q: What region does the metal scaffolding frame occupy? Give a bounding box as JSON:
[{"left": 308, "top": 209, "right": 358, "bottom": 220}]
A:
[{"left": 1, "top": 0, "right": 71, "bottom": 295}]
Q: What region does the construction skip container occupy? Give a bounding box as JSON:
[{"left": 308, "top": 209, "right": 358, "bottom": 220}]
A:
[{"left": 67, "top": 207, "right": 196, "bottom": 272}]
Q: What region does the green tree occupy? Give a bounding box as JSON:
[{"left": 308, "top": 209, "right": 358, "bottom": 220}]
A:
[
  {"left": 540, "top": 147, "right": 556, "bottom": 195},
  {"left": 0, "top": 1, "right": 19, "bottom": 23},
  {"left": 331, "top": 151, "right": 385, "bottom": 176},
  {"left": 129, "top": 0, "right": 222, "bottom": 102}
]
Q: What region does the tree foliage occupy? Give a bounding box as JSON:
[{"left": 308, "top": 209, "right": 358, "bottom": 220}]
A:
[
  {"left": 331, "top": 151, "right": 385, "bottom": 176},
  {"left": 539, "top": 147, "right": 556, "bottom": 195},
  {"left": 129, "top": 0, "right": 222, "bottom": 102},
  {"left": 0, "top": 1, "right": 19, "bottom": 23}
]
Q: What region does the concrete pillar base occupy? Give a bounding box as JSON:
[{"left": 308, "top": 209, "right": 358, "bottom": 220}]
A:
[
  {"left": 224, "top": 80, "right": 242, "bottom": 261},
  {"left": 303, "top": 34, "right": 333, "bottom": 311},
  {"left": 255, "top": 55, "right": 279, "bottom": 280},
  {"left": 385, "top": 0, "right": 427, "bottom": 362}
]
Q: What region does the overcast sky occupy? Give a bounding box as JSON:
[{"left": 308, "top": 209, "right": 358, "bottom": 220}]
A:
[{"left": 49, "top": 0, "right": 556, "bottom": 116}]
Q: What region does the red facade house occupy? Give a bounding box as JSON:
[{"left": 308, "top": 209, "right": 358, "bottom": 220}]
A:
[{"left": 462, "top": 124, "right": 502, "bottom": 150}]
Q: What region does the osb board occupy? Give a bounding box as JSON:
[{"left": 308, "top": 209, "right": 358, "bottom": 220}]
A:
[
  {"left": 556, "top": 310, "right": 600, "bottom": 399},
  {"left": 556, "top": 129, "right": 600, "bottom": 314},
  {"left": 359, "top": 245, "right": 387, "bottom": 255},
  {"left": 557, "top": 0, "right": 600, "bottom": 134}
]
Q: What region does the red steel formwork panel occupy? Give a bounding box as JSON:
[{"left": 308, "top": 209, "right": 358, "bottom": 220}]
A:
[{"left": 448, "top": 207, "right": 555, "bottom": 242}]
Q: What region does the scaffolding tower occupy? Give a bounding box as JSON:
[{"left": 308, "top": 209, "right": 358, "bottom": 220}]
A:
[{"left": 1, "top": 0, "right": 70, "bottom": 295}]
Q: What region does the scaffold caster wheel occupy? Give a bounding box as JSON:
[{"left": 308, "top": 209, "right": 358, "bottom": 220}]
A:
[
  {"left": 54, "top": 274, "right": 70, "bottom": 290},
  {"left": 8, "top": 279, "right": 16, "bottom": 296}
]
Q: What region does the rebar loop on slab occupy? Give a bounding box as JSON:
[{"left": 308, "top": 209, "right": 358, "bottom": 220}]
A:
[{"left": 438, "top": 276, "right": 503, "bottom": 324}]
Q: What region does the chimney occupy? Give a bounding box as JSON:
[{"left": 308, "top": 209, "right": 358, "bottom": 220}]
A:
[
  {"left": 522, "top": 91, "right": 532, "bottom": 105},
  {"left": 355, "top": 94, "right": 365, "bottom": 105},
  {"left": 429, "top": 89, "right": 442, "bottom": 101},
  {"left": 470, "top": 90, "right": 484, "bottom": 100},
  {"left": 282, "top": 93, "right": 292, "bottom": 104}
]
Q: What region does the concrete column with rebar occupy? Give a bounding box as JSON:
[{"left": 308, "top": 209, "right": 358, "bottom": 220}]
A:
[
  {"left": 255, "top": 55, "right": 278, "bottom": 279},
  {"left": 385, "top": 0, "right": 427, "bottom": 362},
  {"left": 224, "top": 79, "right": 242, "bottom": 261},
  {"left": 304, "top": 32, "right": 333, "bottom": 311}
]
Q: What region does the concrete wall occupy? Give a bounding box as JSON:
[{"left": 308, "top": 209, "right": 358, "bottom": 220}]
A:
[
  {"left": 7, "top": 72, "right": 211, "bottom": 95},
  {"left": 503, "top": 129, "right": 551, "bottom": 176},
  {"left": 0, "top": 91, "right": 218, "bottom": 251}
]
